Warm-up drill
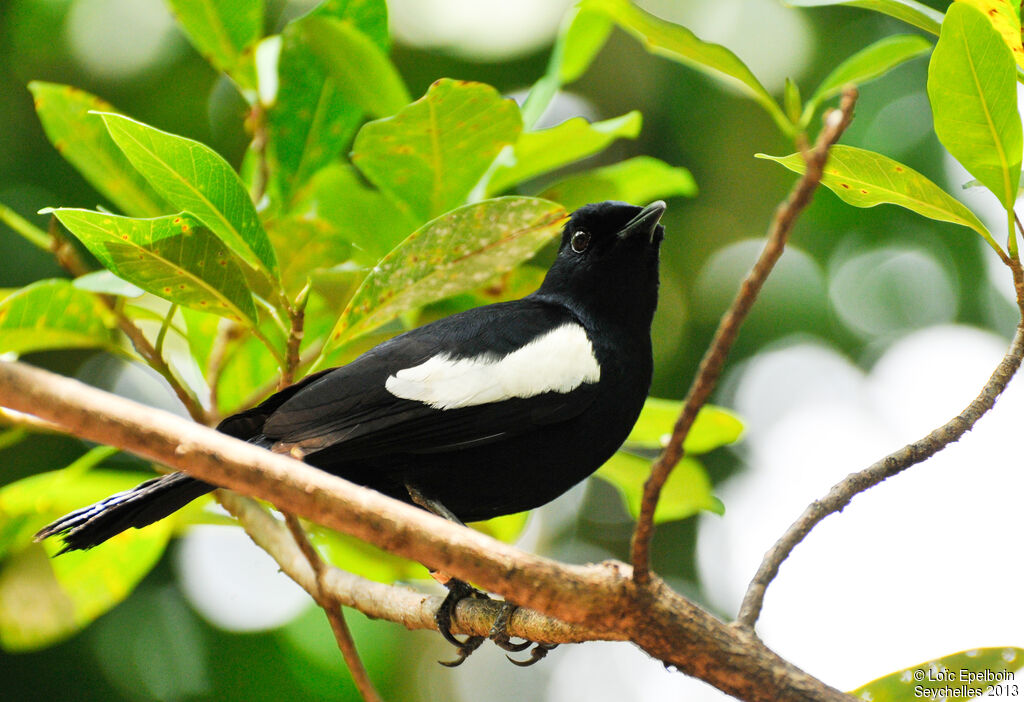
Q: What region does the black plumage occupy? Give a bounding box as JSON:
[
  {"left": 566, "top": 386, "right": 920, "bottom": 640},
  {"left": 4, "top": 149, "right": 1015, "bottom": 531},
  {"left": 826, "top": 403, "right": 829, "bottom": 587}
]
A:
[{"left": 37, "top": 200, "right": 667, "bottom": 553}]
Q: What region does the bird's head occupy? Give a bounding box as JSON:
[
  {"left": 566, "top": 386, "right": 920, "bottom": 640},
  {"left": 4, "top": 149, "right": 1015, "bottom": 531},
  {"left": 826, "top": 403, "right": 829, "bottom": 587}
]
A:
[{"left": 538, "top": 200, "right": 666, "bottom": 329}]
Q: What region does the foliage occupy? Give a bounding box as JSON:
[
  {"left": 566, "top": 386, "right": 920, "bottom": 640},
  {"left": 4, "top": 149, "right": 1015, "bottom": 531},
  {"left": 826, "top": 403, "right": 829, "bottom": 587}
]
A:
[
  {"left": 0, "top": 0, "right": 710, "bottom": 651},
  {"left": 2, "top": 0, "right": 1021, "bottom": 694},
  {"left": 849, "top": 647, "right": 1024, "bottom": 700}
]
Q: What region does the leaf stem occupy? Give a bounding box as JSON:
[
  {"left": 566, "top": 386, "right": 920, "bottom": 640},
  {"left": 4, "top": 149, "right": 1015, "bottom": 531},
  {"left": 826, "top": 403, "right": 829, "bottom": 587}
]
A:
[
  {"left": 1009, "top": 208, "right": 1021, "bottom": 261},
  {"left": 0, "top": 202, "right": 50, "bottom": 251},
  {"left": 280, "top": 284, "right": 309, "bottom": 389},
  {"left": 155, "top": 303, "right": 178, "bottom": 358}
]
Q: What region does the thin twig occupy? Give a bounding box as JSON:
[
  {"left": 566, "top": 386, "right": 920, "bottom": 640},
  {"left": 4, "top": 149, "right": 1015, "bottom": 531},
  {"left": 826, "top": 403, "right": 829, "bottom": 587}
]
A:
[
  {"left": 629, "top": 87, "right": 860, "bottom": 585},
  {"left": 737, "top": 321, "right": 1024, "bottom": 629},
  {"left": 154, "top": 303, "right": 177, "bottom": 358},
  {"left": 240, "top": 339, "right": 324, "bottom": 410},
  {"left": 282, "top": 512, "right": 383, "bottom": 702},
  {"left": 280, "top": 285, "right": 309, "bottom": 390},
  {"left": 114, "top": 315, "right": 208, "bottom": 423}
]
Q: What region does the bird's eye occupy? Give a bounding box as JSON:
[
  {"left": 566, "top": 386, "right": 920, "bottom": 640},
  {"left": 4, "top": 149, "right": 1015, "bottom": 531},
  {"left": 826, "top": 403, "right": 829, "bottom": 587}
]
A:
[{"left": 570, "top": 230, "right": 591, "bottom": 253}]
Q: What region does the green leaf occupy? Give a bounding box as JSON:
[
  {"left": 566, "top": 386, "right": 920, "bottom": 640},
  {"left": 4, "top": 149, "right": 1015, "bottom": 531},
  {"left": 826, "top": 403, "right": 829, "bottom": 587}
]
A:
[
  {"left": 72, "top": 271, "right": 145, "bottom": 298},
  {"left": 587, "top": 0, "right": 790, "bottom": 134},
  {"left": 0, "top": 468, "right": 171, "bottom": 651},
  {"left": 486, "top": 111, "right": 642, "bottom": 195},
  {"left": 0, "top": 279, "right": 115, "bottom": 355},
  {"left": 100, "top": 113, "right": 280, "bottom": 283},
  {"left": 316, "top": 528, "right": 425, "bottom": 583},
  {"left": 625, "top": 399, "right": 744, "bottom": 455},
  {"left": 315, "top": 509, "right": 527, "bottom": 585},
  {"left": 784, "top": 78, "right": 802, "bottom": 124},
  {"left": 165, "top": 0, "right": 262, "bottom": 90},
  {"left": 808, "top": 34, "right": 931, "bottom": 111},
  {"left": 521, "top": 5, "right": 613, "bottom": 127},
  {"left": 212, "top": 324, "right": 282, "bottom": 415},
  {"left": 351, "top": 79, "right": 523, "bottom": 223},
  {"left": 296, "top": 164, "right": 414, "bottom": 264},
  {"left": 322, "top": 197, "right": 566, "bottom": 355},
  {"left": 268, "top": 0, "right": 388, "bottom": 201},
  {"left": 51, "top": 209, "right": 259, "bottom": 324},
  {"left": 786, "top": 0, "right": 942, "bottom": 35},
  {"left": 28, "top": 82, "right": 167, "bottom": 218},
  {"left": 849, "top": 647, "right": 1024, "bottom": 700},
  {"left": 757, "top": 145, "right": 1001, "bottom": 252},
  {"left": 596, "top": 453, "right": 723, "bottom": 524},
  {"left": 958, "top": 0, "right": 1024, "bottom": 69},
  {"left": 265, "top": 215, "right": 352, "bottom": 297},
  {"left": 299, "top": 15, "right": 409, "bottom": 119},
  {"left": 540, "top": 156, "right": 697, "bottom": 212},
  {"left": 928, "top": 2, "right": 1022, "bottom": 210}
]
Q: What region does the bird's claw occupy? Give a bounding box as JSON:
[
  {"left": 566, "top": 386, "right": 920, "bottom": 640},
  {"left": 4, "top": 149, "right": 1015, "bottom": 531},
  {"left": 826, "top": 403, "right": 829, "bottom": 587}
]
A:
[
  {"left": 435, "top": 579, "right": 490, "bottom": 666},
  {"left": 507, "top": 643, "right": 559, "bottom": 667},
  {"left": 488, "top": 601, "right": 558, "bottom": 665},
  {"left": 439, "top": 635, "right": 486, "bottom": 667},
  {"left": 434, "top": 582, "right": 560, "bottom": 667},
  {"left": 487, "top": 600, "right": 531, "bottom": 651}
]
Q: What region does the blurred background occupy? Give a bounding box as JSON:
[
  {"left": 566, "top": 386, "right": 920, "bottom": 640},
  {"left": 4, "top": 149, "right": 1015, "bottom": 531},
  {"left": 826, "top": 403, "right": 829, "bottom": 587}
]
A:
[{"left": 1, "top": 0, "right": 1021, "bottom": 699}]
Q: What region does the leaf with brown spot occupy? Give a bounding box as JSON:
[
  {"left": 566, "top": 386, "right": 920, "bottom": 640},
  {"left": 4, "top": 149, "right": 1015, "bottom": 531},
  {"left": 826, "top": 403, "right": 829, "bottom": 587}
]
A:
[
  {"left": 319, "top": 197, "right": 566, "bottom": 359},
  {"left": 51, "top": 208, "right": 258, "bottom": 325},
  {"left": 351, "top": 79, "right": 522, "bottom": 224},
  {"left": 757, "top": 145, "right": 1000, "bottom": 252}
]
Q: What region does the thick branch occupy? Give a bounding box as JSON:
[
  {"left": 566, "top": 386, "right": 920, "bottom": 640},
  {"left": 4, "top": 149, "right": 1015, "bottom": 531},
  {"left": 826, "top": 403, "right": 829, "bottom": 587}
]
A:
[
  {"left": 629, "top": 88, "right": 859, "bottom": 584},
  {"left": 218, "top": 492, "right": 610, "bottom": 644},
  {"left": 0, "top": 360, "right": 853, "bottom": 702},
  {"left": 737, "top": 322, "right": 1024, "bottom": 629}
]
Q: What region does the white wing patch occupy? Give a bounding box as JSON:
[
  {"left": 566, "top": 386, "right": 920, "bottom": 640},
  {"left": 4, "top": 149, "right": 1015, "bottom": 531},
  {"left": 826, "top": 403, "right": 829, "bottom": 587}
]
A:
[{"left": 385, "top": 323, "right": 601, "bottom": 410}]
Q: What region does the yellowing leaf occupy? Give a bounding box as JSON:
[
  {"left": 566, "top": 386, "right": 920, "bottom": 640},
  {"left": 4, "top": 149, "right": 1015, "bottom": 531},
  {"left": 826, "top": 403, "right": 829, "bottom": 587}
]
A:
[
  {"left": 0, "top": 279, "right": 115, "bottom": 355},
  {"left": 757, "top": 146, "right": 1002, "bottom": 253},
  {"left": 958, "top": 0, "right": 1024, "bottom": 69}
]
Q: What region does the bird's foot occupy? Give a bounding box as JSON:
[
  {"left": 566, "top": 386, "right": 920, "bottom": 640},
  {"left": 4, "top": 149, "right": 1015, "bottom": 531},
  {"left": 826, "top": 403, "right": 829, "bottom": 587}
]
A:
[
  {"left": 487, "top": 601, "right": 559, "bottom": 667},
  {"left": 435, "top": 578, "right": 489, "bottom": 667}
]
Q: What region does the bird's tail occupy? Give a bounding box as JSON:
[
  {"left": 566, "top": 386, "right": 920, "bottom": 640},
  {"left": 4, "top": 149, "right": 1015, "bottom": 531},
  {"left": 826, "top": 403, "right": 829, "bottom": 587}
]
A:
[{"left": 34, "top": 472, "right": 215, "bottom": 554}]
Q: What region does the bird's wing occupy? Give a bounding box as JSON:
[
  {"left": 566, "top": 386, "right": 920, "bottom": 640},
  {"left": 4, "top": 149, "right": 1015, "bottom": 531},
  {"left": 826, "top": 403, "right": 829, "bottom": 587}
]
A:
[{"left": 258, "top": 299, "right": 601, "bottom": 459}]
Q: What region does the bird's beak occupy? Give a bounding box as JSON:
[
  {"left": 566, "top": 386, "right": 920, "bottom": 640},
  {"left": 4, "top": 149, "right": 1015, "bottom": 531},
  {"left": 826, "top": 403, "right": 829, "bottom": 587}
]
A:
[{"left": 617, "top": 200, "right": 667, "bottom": 243}]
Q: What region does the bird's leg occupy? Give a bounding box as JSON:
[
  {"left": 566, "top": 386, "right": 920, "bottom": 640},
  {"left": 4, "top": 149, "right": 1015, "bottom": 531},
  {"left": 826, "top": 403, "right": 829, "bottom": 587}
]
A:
[
  {"left": 406, "top": 483, "right": 490, "bottom": 666},
  {"left": 405, "top": 483, "right": 559, "bottom": 667}
]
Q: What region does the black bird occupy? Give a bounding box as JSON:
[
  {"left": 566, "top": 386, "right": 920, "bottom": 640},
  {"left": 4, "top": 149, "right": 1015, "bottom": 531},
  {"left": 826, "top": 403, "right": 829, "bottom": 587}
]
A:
[{"left": 36, "top": 199, "right": 667, "bottom": 663}]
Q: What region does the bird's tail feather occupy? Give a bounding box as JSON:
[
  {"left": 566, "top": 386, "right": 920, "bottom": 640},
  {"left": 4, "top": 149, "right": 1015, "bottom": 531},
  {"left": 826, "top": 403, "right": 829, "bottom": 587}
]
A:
[{"left": 35, "top": 472, "right": 214, "bottom": 554}]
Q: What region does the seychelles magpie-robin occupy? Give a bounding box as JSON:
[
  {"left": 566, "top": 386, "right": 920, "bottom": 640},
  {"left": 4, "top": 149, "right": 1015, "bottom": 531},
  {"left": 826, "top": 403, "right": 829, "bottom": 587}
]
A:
[{"left": 36, "top": 199, "right": 667, "bottom": 663}]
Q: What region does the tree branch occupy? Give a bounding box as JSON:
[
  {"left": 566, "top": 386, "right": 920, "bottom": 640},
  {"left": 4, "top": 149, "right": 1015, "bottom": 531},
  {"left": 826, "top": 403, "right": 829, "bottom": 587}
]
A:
[
  {"left": 0, "top": 359, "right": 853, "bottom": 702},
  {"left": 217, "top": 491, "right": 612, "bottom": 644},
  {"left": 737, "top": 329, "right": 1024, "bottom": 629},
  {"left": 629, "top": 87, "right": 859, "bottom": 585},
  {"left": 282, "top": 511, "right": 382, "bottom": 702}
]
